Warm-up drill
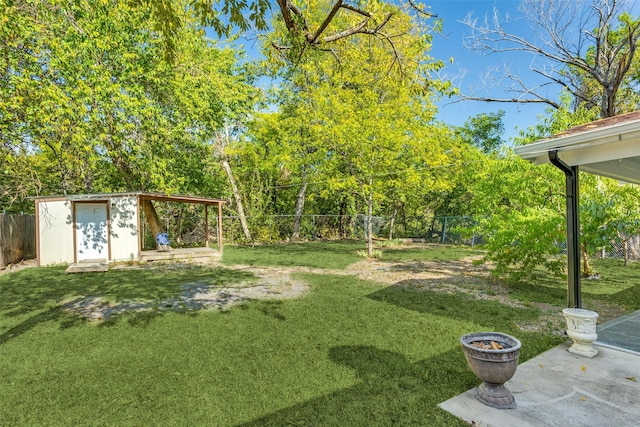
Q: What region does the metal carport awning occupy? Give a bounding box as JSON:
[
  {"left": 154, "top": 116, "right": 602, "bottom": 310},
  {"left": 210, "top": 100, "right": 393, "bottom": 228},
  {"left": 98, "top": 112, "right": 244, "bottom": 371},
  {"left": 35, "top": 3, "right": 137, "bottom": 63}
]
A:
[{"left": 515, "top": 110, "right": 640, "bottom": 308}]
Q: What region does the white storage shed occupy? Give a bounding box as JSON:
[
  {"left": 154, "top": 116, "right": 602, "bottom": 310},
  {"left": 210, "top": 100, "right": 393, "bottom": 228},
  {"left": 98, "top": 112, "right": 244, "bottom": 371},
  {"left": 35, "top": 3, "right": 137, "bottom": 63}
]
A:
[{"left": 33, "top": 192, "right": 224, "bottom": 266}]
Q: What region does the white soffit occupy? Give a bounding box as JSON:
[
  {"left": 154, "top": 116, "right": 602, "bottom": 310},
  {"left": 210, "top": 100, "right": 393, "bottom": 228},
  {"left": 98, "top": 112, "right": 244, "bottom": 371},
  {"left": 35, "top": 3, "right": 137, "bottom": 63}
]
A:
[{"left": 514, "top": 114, "right": 640, "bottom": 184}]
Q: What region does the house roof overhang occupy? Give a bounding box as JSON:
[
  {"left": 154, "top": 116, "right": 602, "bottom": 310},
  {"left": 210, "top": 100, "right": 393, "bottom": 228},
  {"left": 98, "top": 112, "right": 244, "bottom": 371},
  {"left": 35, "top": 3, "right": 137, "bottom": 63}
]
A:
[{"left": 514, "top": 111, "right": 640, "bottom": 184}]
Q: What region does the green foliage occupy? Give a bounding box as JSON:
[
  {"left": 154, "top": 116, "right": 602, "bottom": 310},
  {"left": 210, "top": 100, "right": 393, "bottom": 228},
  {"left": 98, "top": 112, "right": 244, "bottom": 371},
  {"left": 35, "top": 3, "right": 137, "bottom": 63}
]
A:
[
  {"left": 473, "top": 101, "right": 640, "bottom": 281},
  {"left": 481, "top": 207, "right": 565, "bottom": 280},
  {"left": 457, "top": 110, "right": 506, "bottom": 154},
  {"left": 355, "top": 248, "right": 383, "bottom": 258},
  {"left": 230, "top": 0, "right": 460, "bottom": 248},
  {"left": 466, "top": 152, "right": 567, "bottom": 280},
  {"left": 147, "top": 0, "right": 270, "bottom": 58},
  {"left": 1, "top": 0, "right": 257, "bottom": 210},
  {"left": 580, "top": 175, "right": 640, "bottom": 272}
]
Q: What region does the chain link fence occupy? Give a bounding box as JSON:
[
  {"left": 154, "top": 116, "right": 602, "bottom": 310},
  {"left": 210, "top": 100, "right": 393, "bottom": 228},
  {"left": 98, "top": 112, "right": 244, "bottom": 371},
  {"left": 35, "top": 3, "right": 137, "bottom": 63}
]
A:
[
  {"left": 594, "top": 235, "right": 640, "bottom": 261},
  {"left": 10, "top": 209, "right": 637, "bottom": 262},
  {"left": 220, "top": 214, "right": 481, "bottom": 246},
  {"left": 221, "top": 214, "right": 637, "bottom": 261}
]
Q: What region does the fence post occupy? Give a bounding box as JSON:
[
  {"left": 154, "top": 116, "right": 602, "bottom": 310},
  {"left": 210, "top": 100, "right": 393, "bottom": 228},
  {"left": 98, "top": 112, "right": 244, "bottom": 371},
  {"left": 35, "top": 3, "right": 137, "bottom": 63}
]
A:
[
  {"left": 363, "top": 216, "right": 367, "bottom": 240},
  {"left": 441, "top": 217, "right": 447, "bottom": 243}
]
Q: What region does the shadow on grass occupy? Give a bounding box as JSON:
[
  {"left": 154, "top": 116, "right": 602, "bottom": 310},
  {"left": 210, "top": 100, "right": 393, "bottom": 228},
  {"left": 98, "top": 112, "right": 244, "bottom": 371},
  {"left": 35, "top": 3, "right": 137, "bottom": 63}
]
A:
[
  {"left": 255, "top": 301, "right": 287, "bottom": 321},
  {"left": 382, "top": 246, "right": 485, "bottom": 263},
  {"left": 597, "top": 283, "right": 640, "bottom": 310},
  {"left": 0, "top": 306, "right": 65, "bottom": 345},
  {"left": 240, "top": 345, "right": 475, "bottom": 426},
  {"left": 223, "top": 241, "right": 364, "bottom": 269},
  {"left": 503, "top": 274, "right": 567, "bottom": 307},
  {"left": 238, "top": 283, "right": 566, "bottom": 426},
  {"left": 503, "top": 259, "right": 640, "bottom": 310},
  {"left": 367, "top": 283, "right": 540, "bottom": 332},
  {"left": 0, "top": 265, "right": 256, "bottom": 341}
]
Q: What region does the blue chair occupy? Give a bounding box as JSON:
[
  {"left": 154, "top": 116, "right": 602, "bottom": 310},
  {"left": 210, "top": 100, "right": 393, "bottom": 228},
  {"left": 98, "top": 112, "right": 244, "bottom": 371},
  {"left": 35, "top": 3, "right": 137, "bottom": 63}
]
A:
[{"left": 156, "top": 233, "right": 170, "bottom": 251}]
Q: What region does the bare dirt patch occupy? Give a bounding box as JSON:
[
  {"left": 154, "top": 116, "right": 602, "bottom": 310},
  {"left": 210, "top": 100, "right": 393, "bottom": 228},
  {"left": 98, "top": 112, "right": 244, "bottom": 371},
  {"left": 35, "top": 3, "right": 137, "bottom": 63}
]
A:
[
  {"left": 10, "top": 256, "right": 578, "bottom": 334},
  {"left": 0, "top": 258, "right": 38, "bottom": 274}
]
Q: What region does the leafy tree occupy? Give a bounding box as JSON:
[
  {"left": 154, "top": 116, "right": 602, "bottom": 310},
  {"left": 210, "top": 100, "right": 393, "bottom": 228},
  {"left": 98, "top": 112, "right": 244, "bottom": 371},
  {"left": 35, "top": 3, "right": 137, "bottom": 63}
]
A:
[
  {"left": 470, "top": 153, "right": 566, "bottom": 280},
  {"left": 191, "top": 0, "right": 462, "bottom": 248},
  {"left": 475, "top": 101, "right": 640, "bottom": 281},
  {"left": 581, "top": 176, "right": 640, "bottom": 272},
  {"left": 461, "top": 0, "right": 640, "bottom": 117},
  {"left": 1, "top": 0, "right": 258, "bottom": 231},
  {"left": 608, "top": 185, "right": 640, "bottom": 266},
  {"left": 457, "top": 111, "right": 505, "bottom": 154},
  {"left": 249, "top": 0, "right": 454, "bottom": 253},
  {"left": 144, "top": 0, "right": 439, "bottom": 60}
]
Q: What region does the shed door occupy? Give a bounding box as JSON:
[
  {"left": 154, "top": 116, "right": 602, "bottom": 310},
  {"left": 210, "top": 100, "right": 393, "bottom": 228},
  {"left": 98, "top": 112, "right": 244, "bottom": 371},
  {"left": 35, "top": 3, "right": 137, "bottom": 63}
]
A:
[{"left": 75, "top": 202, "right": 108, "bottom": 262}]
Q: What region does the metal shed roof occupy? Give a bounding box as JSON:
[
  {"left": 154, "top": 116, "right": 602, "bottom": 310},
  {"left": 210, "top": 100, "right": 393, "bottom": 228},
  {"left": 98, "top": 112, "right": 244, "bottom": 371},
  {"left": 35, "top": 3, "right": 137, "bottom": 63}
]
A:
[
  {"left": 32, "top": 192, "right": 226, "bottom": 205},
  {"left": 514, "top": 110, "right": 640, "bottom": 184}
]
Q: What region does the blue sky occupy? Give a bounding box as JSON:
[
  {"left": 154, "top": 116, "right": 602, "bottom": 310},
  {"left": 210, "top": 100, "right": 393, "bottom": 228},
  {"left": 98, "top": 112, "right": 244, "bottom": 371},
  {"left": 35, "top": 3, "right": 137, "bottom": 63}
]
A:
[
  {"left": 427, "top": 0, "right": 550, "bottom": 142},
  {"left": 216, "top": 1, "right": 570, "bottom": 142}
]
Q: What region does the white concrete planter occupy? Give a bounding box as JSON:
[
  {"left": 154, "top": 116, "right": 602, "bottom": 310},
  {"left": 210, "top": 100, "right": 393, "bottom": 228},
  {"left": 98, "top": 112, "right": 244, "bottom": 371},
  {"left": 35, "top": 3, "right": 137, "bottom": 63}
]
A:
[{"left": 562, "top": 308, "right": 599, "bottom": 358}]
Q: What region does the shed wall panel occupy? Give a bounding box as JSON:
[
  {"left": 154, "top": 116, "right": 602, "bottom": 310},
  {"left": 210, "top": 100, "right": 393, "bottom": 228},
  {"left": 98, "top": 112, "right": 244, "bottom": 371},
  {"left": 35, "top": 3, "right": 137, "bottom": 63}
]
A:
[
  {"left": 109, "top": 196, "right": 139, "bottom": 261},
  {"left": 38, "top": 200, "right": 74, "bottom": 265}
]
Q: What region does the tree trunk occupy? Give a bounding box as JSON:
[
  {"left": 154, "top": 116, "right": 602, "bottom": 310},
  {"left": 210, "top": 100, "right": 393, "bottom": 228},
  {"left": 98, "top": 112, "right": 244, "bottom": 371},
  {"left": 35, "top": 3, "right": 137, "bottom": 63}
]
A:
[
  {"left": 141, "top": 198, "right": 163, "bottom": 248},
  {"left": 339, "top": 199, "right": 347, "bottom": 238},
  {"left": 291, "top": 178, "right": 308, "bottom": 241},
  {"left": 174, "top": 207, "right": 183, "bottom": 245},
  {"left": 617, "top": 231, "right": 631, "bottom": 267},
  {"left": 366, "top": 179, "right": 374, "bottom": 257},
  {"left": 581, "top": 243, "right": 592, "bottom": 277},
  {"left": 388, "top": 207, "right": 397, "bottom": 240},
  {"left": 220, "top": 158, "right": 252, "bottom": 241},
  {"left": 214, "top": 126, "right": 252, "bottom": 242},
  {"left": 630, "top": 235, "right": 640, "bottom": 262}
]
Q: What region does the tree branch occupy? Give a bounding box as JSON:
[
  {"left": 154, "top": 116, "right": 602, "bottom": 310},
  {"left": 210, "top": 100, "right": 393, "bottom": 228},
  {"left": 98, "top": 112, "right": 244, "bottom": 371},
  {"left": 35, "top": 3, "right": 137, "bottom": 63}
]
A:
[
  {"left": 307, "top": 1, "right": 344, "bottom": 44},
  {"left": 460, "top": 0, "right": 640, "bottom": 117},
  {"left": 321, "top": 19, "right": 370, "bottom": 44},
  {"left": 276, "top": 0, "right": 298, "bottom": 32},
  {"left": 457, "top": 95, "right": 560, "bottom": 109}
]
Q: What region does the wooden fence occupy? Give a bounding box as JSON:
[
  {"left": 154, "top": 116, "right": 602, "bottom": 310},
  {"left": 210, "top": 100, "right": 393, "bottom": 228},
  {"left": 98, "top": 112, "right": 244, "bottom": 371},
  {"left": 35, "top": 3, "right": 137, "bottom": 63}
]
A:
[{"left": 0, "top": 214, "right": 36, "bottom": 269}]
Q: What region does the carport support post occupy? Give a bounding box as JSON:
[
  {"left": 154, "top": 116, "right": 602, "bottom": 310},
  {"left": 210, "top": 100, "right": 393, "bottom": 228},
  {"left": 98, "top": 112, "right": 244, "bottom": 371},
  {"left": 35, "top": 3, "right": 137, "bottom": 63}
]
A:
[
  {"left": 549, "top": 150, "right": 581, "bottom": 308},
  {"left": 205, "top": 205, "right": 209, "bottom": 248}
]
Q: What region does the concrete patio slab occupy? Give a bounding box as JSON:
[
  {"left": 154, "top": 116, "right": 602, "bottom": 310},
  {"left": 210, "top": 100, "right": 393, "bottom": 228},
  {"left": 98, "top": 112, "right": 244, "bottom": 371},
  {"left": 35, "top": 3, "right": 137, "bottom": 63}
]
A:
[
  {"left": 596, "top": 309, "right": 640, "bottom": 355},
  {"left": 440, "top": 342, "right": 640, "bottom": 426},
  {"left": 65, "top": 261, "right": 109, "bottom": 273}
]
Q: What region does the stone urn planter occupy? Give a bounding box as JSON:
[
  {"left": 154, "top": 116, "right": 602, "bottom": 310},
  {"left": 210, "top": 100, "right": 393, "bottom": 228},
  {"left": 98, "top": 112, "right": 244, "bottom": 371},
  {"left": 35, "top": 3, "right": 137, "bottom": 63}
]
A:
[
  {"left": 562, "top": 308, "right": 599, "bottom": 358},
  {"left": 460, "top": 332, "right": 522, "bottom": 409}
]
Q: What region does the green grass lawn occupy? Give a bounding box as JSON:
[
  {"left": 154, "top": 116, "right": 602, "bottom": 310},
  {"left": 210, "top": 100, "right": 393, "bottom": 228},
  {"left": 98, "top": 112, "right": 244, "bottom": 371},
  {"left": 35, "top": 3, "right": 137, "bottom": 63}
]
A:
[
  {"left": 502, "top": 258, "right": 640, "bottom": 312},
  {"left": 221, "top": 240, "right": 365, "bottom": 268},
  {"left": 0, "top": 241, "right": 636, "bottom": 425},
  {"left": 221, "top": 240, "right": 485, "bottom": 267}
]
